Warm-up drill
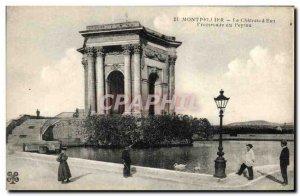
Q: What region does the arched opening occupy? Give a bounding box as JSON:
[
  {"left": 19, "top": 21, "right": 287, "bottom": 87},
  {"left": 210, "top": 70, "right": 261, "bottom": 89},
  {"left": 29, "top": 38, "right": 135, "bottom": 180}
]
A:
[
  {"left": 42, "top": 125, "right": 54, "bottom": 141},
  {"left": 107, "top": 71, "right": 124, "bottom": 114},
  {"left": 148, "top": 73, "right": 159, "bottom": 115}
]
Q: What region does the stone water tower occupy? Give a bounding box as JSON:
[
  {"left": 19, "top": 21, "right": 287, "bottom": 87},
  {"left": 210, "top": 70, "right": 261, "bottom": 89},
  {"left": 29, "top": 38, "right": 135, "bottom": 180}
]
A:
[{"left": 77, "top": 21, "right": 182, "bottom": 116}]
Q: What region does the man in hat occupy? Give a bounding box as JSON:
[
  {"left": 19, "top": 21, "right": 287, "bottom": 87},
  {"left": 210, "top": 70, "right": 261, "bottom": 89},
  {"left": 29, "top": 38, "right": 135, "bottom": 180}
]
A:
[
  {"left": 122, "top": 145, "right": 132, "bottom": 177},
  {"left": 236, "top": 144, "right": 255, "bottom": 180},
  {"left": 280, "top": 140, "right": 289, "bottom": 185},
  {"left": 56, "top": 147, "right": 72, "bottom": 183}
]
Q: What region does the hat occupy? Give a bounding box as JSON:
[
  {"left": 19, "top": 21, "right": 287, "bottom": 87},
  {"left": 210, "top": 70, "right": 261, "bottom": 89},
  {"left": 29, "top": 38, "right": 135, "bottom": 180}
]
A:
[
  {"left": 281, "top": 140, "right": 287, "bottom": 146},
  {"left": 246, "top": 144, "right": 253, "bottom": 148}
]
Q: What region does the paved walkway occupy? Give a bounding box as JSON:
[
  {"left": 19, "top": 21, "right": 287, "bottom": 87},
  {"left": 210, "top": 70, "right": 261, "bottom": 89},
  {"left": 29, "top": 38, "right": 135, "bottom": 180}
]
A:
[{"left": 6, "top": 152, "right": 294, "bottom": 191}]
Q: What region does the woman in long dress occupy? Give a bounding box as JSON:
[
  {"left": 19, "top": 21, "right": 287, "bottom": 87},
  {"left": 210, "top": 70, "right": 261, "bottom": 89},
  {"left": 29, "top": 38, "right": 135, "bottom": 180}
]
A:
[{"left": 57, "top": 147, "right": 72, "bottom": 183}]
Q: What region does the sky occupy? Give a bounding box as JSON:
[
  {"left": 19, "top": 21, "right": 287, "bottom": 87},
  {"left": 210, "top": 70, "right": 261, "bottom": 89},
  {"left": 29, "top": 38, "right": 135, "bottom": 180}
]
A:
[{"left": 6, "top": 6, "right": 294, "bottom": 125}]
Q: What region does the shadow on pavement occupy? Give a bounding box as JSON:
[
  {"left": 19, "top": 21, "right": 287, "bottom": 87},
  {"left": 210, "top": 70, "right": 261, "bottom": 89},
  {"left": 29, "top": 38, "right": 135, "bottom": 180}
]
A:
[
  {"left": 131, "top": 167, "right": 137, "bottom": 176},
  {"left": 71, "top": 173, "right": 92, "bottom": 182},
  {"left": 257, "top": 170, "right": 283, "bottom": 184},
  {"left": 242, "top": 170, "right": 251, "bottom": 180}
]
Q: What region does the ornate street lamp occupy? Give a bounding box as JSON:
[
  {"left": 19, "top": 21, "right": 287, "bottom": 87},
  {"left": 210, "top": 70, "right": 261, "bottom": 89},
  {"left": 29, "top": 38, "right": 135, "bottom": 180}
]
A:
[{"left": 214, "top": 89, "right": 230, "bottom": 178}]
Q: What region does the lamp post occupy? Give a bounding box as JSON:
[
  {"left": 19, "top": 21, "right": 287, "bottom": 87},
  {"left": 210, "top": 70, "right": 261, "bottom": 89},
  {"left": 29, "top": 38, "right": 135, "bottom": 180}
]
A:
[{"left": 214, "top": 89, "right": 230, "bottom": 178}]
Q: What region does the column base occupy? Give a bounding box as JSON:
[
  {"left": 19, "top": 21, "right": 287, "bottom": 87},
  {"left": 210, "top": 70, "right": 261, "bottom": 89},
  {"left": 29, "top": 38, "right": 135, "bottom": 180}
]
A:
[{"left": 214, "top": 157, "right": 227, "bottom": 178}]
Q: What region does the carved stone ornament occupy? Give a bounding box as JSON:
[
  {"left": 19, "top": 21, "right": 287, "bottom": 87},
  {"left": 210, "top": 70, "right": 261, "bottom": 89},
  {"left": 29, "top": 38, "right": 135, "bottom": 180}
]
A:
[
  {"left": 157, "top": 54, "right": 167, "bottom": 62},
  {"left": 81, "top": 57, "right": 88, "bottom": 69},
  {"left": 132, "top": 44, "right": 142, "bottom": 54},
  {"left": 86, "top": 47, "right": 95, "bottom": 57},
  {"left": 149, "top": 66, "right": 158, "bottom": 74},
  {"left": 111, "top": 64, "right": 122, "bottom": 70},
  {"left": 144, "top": 48, "right": 167, "bottom": 63},
  {"left": 145, "top": 49, "right": 155, "bottom": 58},
  {"left": 168, "top": 55, "right": 177, "bottom": 65},
  {"left": 122, "top": 45, "right": 131, "bottom": 55},
  {"left": 95, "top": 47, "right": 105, "bottom": 57}
]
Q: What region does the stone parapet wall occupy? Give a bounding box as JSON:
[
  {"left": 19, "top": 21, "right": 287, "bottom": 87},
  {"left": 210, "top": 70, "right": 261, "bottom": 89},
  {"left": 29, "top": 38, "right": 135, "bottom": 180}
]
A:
[{"left": 45, "top": 118, "right": 88, "bottom": 146}]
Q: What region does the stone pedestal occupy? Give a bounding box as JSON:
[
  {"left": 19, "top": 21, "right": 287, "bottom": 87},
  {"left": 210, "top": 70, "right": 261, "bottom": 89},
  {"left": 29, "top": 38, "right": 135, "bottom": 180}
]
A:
[{"left": 214, "top": 158, "right": 227, "bottom": 178}]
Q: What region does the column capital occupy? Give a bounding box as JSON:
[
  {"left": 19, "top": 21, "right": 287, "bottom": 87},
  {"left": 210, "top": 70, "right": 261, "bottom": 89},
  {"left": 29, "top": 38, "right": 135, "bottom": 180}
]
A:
[
  {"left": 85, "top": 47, "right": 95, "bottom": 57},
  {"left": 122, "top": 45, "right": 131, "bottom": 55},
  {"left": 132, "top": 44, "right": 142, "bottom": 54},
  {"left": 168, "top": 55, "right": 177, "bottom": 65},
  {"left": 95, "top": 47, "right": 105, "bottom": 57}
]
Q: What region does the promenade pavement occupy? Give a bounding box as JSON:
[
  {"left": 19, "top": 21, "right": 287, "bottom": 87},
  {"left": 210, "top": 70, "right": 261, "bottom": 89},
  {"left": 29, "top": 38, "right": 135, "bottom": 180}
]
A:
[{"left": 6, "top": 151, "right": 294, "bottom": 191}]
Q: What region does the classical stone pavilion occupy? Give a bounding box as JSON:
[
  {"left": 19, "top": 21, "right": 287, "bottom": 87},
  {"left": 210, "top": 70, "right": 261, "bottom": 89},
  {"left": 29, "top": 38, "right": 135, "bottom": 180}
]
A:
[{"left": 77, "top": 21, "right": 182, "bottom": 116}]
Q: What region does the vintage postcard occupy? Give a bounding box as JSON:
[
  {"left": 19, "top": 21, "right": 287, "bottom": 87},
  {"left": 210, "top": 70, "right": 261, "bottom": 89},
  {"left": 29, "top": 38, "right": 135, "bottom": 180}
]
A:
[{"left": 6, "top": 6, "right": 295, "bottom": 191}]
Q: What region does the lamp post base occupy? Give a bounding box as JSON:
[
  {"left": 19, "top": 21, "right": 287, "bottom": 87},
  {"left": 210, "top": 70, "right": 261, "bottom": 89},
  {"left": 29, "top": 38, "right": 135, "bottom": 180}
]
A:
[{"left": 214, "top": 158, "right": 227, "bottom": 178}]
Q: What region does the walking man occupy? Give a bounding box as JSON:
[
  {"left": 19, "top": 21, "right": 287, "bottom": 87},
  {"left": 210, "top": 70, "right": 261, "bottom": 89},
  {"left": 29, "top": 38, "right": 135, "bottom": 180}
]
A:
[
  {"left": 280, "top": 140, "right": 289, "bottom": 185},
  {"left": 122, "top": 145, "right": 132, "bottom": 177},
  {"left": 236, "top": 144, "right": 255, "bottom": 180}
]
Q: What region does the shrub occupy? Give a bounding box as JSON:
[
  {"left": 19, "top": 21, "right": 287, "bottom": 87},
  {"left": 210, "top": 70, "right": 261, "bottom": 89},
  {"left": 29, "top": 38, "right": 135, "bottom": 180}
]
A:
[{"left": 83, "top": 114, "right": 211, "bottom": 147}]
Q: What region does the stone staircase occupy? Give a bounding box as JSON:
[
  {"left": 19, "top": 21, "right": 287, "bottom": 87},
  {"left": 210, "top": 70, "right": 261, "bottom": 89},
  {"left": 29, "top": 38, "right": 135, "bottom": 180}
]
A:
[
  {"left": 7, "top": 111, "right": 87, "bottom": 147},
  {"left": 7, "top": 119, "right": 48, "bottom": 145}
]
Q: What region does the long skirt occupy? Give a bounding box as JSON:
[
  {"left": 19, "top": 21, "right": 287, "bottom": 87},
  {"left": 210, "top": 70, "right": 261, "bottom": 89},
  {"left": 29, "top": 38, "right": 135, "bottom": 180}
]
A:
[{"left": 58, "top": 161, "right": 72, "bottom": 181}]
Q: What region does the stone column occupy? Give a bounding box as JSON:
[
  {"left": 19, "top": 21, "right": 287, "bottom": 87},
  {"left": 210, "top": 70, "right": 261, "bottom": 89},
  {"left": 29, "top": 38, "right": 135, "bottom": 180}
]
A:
[
  {"left": 105, "top": 79, "right": 110, "bottom": 114},
  {"left": 168, "top": 55, "right": 177, "bottom": 114},
  {"left": 81, "top": 55, "right": 88, "bottom": 116},
  {"left": 122, "top": 45, "right": 132, "bottom": 114},
  {"left": 95, "top": 47, "right": 105, "bottom": 114},
  {"left": 155, "top": 79, "right": 163, "bottom": 115},
  {"left": 141, "top": 79, "right": 149, "bottom": 116},
  {"left": 133, "top": 44, "right": 142, "bottom": 114},
  {"left": 86, "top": 47, "right": 96, "bottom": 115},
  {"left": 163, "top": 61, "right": 169, "bottom": 113}
]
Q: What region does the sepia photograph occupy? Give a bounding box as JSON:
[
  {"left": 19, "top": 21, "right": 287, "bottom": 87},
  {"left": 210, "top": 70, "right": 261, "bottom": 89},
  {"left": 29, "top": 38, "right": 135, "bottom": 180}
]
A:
[{"left": 5, "top": 6, "right": 295, "bottom": 191}]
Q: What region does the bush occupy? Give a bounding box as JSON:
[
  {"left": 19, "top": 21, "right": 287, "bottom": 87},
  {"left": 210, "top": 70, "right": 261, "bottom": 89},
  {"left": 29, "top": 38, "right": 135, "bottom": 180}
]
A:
[{"left": 83, "top": 114, "right": 211, "bottom": 147}]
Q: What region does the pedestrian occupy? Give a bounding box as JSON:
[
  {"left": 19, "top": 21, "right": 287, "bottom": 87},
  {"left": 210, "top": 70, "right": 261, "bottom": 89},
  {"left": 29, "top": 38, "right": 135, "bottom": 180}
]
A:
[
  {"left": 57, "top": 147, "right": 72, "bottom": 184},
  {"left": 280, "top": 140, "right": 289, "bottom": 185},
  {"left": 122, "top": 145, "right": 132, "bottom": 177},
  {"left": 36, "top": 109, "right": 40, "bottom": 118},
  {"left": 236, "top": 144, "right": 255, "bottom": 180}
]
